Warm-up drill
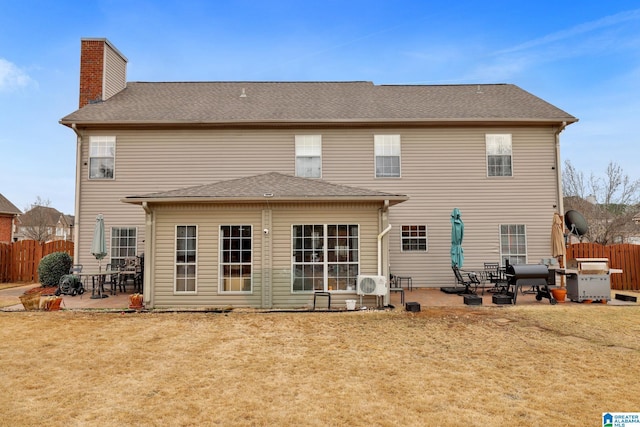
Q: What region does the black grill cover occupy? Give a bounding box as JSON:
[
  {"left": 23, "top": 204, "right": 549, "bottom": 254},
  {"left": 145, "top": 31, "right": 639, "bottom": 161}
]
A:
[{"left": 506, "top": 264, "right": 549, "bottom": 285}]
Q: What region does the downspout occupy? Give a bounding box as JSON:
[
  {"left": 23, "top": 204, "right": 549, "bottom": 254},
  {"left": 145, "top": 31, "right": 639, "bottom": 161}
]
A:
[
  {"left": 142, "top": 202, "right": 153, "bottom": 308},
  {"left": 378, "top": 200, "right": 392, "bottom": 306},
  {"left": 71, "top": 124, "right": 82, "bottom": 265},
  {"left": 377, "top": 200, "right": 391, "bottom": 276},
  {"left": 554, "top": 121, "right": 567, "bottom": 215}
]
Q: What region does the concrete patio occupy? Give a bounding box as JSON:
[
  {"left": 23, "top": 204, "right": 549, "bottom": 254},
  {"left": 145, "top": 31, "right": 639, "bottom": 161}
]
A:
[{"left": 2, "top": 282, "right": 637, "bottom": 312}]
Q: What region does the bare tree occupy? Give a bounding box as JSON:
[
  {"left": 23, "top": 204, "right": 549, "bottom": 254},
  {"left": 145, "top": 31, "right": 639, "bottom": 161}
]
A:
[
  {"left": 20, "top": 197, "right": 58, "bottom": 242},
  {"left": 562, "top": 160, "right": 640, "bottom": 244}
]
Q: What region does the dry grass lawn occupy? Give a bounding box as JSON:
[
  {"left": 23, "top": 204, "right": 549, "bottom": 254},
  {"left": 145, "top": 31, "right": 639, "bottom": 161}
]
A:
[{"left": 1, "top": 306, "right": 639, "bottom": 426}]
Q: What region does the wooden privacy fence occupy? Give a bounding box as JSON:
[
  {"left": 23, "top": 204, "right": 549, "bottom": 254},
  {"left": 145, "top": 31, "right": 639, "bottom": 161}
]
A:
[
  {"left": 0, "top": 240, "right": 74, "bottom": 283},
  {"left": 566, "top": 243, "right": 639, "bottom": 291}
]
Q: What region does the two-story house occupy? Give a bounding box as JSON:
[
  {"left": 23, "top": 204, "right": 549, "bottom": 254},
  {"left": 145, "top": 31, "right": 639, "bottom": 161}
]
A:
[
  {"left": 60, "top": 38, "right": 577, "bottom": 309},
  {"left": 14, "top": 205, "right": 74, "bottom": 242},
  {"left": 0, "top": 193, "right": 21, "bottom": 244}
]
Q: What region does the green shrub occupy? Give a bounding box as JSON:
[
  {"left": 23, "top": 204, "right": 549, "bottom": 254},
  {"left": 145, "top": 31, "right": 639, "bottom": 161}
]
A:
[{"left": 38, "top": 252, "right": 73, "bottom": 287}]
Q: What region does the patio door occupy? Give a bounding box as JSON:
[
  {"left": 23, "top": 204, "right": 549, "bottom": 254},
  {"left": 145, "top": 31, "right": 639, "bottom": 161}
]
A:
[{"left": 292, "top": 224, "right": 359, "bottom": 292}]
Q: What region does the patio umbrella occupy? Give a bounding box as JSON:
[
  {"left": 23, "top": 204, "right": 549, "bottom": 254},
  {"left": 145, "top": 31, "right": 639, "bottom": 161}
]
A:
[
  {"left": 89, "top": 214, "right": 108, "bottom": 299},
  {"left": 551, "top": 212, "right": 565, "bottom": 261},
  {"left": 91, "top": 214, "right": 107, "bottom": 271},
  {"left": 450, "top": 208, "right": 464, "bottom": 268},
  {"left": 551, "top": 212, "right": 566, "bottom": 290}
]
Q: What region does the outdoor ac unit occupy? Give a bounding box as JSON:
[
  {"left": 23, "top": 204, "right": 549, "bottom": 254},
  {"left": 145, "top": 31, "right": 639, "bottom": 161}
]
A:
[{"left": 357, "top": 275, "right": 387, "bottom": 296}]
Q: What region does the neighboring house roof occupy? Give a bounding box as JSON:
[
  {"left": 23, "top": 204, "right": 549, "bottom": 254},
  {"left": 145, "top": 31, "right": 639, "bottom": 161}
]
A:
[
  {"left": 122, "top": 172, "right": 409, "bottom": 205},
  {"left": 62, "top": 214, "right": 75, "bottom": 227},
  {"left": 17, "top": 206, "right": 63, "bottom": 226},
  {"left": 61, "top": 82, "right": 577, "bottom": 127},
  {"left": 0, "top": 193, "right": 21, "bottom": 215}
]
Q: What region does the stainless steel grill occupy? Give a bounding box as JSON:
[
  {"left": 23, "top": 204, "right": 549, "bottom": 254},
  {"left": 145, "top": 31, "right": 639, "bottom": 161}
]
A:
[{"left": 565, "top": 258, "right": 612, "bottom": 302}]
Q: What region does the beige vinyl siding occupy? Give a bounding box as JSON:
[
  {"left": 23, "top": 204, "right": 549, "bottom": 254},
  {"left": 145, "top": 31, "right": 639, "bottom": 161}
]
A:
[
  {"left": 146, "top": 202, "right": 380, "bottom": 309},
  {"left": 103, "top": 43, "right": 126, "bottom": 101},
  {"left": 76, "top": 126, "right": 560, "bottom": 289},
  {"left": 151, "top": 204, "right": 263, "bottom": 308},
  {"left": 270, "top": 202, "right": 381, "bottom": 309}
]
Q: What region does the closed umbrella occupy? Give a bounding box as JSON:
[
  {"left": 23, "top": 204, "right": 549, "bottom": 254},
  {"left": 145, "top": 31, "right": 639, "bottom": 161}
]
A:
[
  {"left": 90, "top": 214, "right": 108, "bottom": 299},
  {"left": 551, "top": 212, "right": 566, "bottom": 287},
  {"left": 551, "top": 212, "right": 565, "bottom": 261},
  {"left": 450, "top": 208, "right": 464, "bottom": 268}
]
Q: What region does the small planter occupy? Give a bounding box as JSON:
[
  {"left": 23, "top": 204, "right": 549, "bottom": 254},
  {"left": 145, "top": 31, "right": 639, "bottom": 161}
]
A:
[
  {"left": 19, "top": 293, "right": 41, "bottom": 311},
  {"left": 42, "top": 296, "right": 63, "bottom": 311},
  {"left": 129, "top": 293, "right": 144, "bottom": 310},
  {"left": 550, "top": 287, "right": 567, "bottom": 303}
]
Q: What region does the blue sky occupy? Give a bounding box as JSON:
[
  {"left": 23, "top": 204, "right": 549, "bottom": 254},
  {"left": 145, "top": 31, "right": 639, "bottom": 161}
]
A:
[{"left": 1, "top": 1, "right": 639, "bottom": 215}]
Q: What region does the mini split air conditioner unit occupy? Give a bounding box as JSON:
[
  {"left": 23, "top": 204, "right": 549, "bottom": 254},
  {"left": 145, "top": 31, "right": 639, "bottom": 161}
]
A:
[{"left": 357, "top": 275, "right": 387, "bottom": 296}]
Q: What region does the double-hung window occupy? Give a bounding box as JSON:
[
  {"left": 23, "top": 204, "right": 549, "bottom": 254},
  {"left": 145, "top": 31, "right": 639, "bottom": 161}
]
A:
[
  {"left": 110, "top": 227, "right": 137, "bottom": 267},
  {"left": 499, "top": 224, "right": 527, "bottom": 265},
  {"left": 292, "top": 224, "right": 359, "bottom": 292},
  {"left": 89, "top": 136, "right": 115, "bottom": 179},
  {"left": 375, "top": 135, "right": 401, "bottom": 177},
  {"left": 401, "top": 225, "right": 427, "bottom": 252},
  {"left": 220, "top": 225, "right": 252, "bottom": 292},
  {"left": 295, "top": 135, "right": 322, "bottom": 178},
  {"left": 175, "top": 225, "right": 197, "bottom": 293},
  {"left": 486, "top": 134, "right": 512, "bottom": 177}
]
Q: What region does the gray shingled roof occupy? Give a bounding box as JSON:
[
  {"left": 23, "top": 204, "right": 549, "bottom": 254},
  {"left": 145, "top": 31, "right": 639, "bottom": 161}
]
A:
[
  {"left": 122, "top": 172, "right": 408, "bottom": 205},
  {"left": 17, "top": 206, "right": 62, "bottom": 226},
  {"left": 0, "top": 193, "right": 21, "bottom": 215},
  {"left": 61, "top": 82, "right": 576, "bottom": 126}
]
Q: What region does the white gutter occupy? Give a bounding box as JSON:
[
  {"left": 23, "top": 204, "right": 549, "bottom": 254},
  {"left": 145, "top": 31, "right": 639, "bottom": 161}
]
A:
[
  {"left": 71, "top": 123, "right": 82, "bottom": 264},
  {"left": 554, "top": 121, "right": 567, "bottom": 215}
]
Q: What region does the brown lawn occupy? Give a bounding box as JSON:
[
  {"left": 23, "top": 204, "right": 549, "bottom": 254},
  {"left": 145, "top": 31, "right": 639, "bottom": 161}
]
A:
[{"left": 1, "top": 306, "right": 639, "bottom": 426}]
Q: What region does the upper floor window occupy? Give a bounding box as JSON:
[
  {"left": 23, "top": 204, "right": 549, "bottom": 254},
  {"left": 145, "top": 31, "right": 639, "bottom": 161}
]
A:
[
  {"left": 295, "top": 135, "right": 321, "bottom": 178},
  {"left": 486, "top": 134, "right": 512, "bottom": 177},
  {"left": 500, "top": 224, "right": 527, "bottom": 265},
  {"left": 89, "top": 136, "right": 115, "bottom": 179},
  {"left": 375, "top": 135, "right": 401, "bottom": 178},
  {"left": 220, "top": 225, "right": 252, "bottom": 293},
  {"left": 401, "top": 225, "right": 427, "bottom": 252}
]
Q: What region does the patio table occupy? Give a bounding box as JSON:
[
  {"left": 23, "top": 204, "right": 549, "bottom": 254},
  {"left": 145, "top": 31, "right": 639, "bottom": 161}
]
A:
[{"left": 77, "top": 270, "right": 120, "bottom": 299}]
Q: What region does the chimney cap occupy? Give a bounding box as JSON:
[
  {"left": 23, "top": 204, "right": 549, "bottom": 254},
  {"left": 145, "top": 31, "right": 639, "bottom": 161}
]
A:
[{"left": 81, "top": 37, "right": 128, "bottom": 63}]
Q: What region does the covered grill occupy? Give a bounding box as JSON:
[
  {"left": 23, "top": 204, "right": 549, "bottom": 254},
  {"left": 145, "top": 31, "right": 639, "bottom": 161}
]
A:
[
  {"left": 505, "top": 264, "right": 556, "bottom": 305},
  {"left": 564, "top": 258, "right": 614, "bottom": 302}
]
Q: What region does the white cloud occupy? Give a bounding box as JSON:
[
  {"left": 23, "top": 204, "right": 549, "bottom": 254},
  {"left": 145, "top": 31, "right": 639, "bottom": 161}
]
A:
[
  {"left": 0, "top": 58, "right": 33, "bottom": 91},
  {"left": 495, "top": 8, "right": 640, "bottom": 56}
]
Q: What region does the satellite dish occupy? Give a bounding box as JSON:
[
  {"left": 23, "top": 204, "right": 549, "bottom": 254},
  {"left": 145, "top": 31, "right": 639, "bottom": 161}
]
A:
[{"left": 565, "top": 210, "right": 588, "bottom": 237}]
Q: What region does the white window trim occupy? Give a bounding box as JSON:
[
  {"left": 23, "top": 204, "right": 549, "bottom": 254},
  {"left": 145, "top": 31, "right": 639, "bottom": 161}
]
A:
[
  {"left": 295, "top": 135, "right": 322, "bottom": 178},
  {"left": 174, "top": 225, "right": 198, "bottom": 294},
  {"left": 400, "top": 225, "right": 428, "bottom": 252},
  {"left": 291, "top": 224, "right": 360, "bottom": 293},
  {"left": 486, "top": 133, "right": 513, "bottom": 177},
  {"left": 219, "top": 225, "right": 253, "bottom": 294},
  {"left": 88, "top": 136, "right": 116, "bottom": 180},
  {"left": 110, "top": 226, "right": 138, "bottom": 267},
  {"left": 499, "top": 224, "right": 527, "bottom": 264},
  {"left": 374, "top": 134, "right": 401, "bottom": 178}
]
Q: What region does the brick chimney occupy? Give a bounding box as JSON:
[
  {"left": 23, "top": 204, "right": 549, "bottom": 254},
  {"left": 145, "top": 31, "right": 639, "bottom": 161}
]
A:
[{"left": 79, "top": 38, "right": 127, "bottom": 108}]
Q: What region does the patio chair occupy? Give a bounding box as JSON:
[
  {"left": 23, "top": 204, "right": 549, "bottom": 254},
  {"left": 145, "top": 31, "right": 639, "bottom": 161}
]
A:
[
  {"left": 451, "top": 265, "right": 478, "bottom": 295},
  {"left": 389, "top": 274, "right": 405, "bottom": 304},
  {"left": 105, "top": 263, "right": 121, "bottom": 295},
  {"left": 484, "top": 262, "right": 508, "bottom": 294},
  {"left": 133, "top": 262, "right": 143, "bottom": 293},
  {"left": 69, "top": 264, "right": 83, "bottom": 274}
]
